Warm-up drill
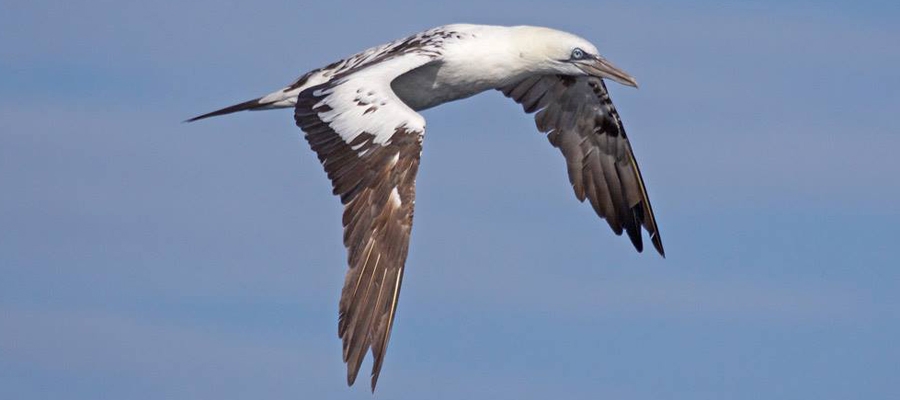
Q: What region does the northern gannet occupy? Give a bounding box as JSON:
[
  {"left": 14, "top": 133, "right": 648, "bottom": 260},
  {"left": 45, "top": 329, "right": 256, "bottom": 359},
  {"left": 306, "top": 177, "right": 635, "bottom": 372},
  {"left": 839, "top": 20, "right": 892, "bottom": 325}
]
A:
[{"left": 189, "top": 23, "right": 664, "bottom": 390}]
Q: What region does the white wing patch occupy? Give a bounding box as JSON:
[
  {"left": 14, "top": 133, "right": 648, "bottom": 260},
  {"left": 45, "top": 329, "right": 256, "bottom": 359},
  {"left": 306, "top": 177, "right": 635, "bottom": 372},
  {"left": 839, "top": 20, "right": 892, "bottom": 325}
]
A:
[{"left": 310, "top": 54, "right": 432, "bottom": 148}]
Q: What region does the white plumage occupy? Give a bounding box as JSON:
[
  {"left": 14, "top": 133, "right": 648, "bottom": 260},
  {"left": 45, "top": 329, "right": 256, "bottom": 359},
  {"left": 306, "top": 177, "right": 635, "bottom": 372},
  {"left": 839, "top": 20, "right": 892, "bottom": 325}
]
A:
[{"left": 189, "top": 23, "right": 664, "bottom": 391}]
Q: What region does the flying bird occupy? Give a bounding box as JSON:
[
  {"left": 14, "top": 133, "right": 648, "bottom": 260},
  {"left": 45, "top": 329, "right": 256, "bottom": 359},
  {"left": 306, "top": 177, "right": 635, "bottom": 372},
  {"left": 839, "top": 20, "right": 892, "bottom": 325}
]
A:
[{"left": 188, "top": 23, "right": 664, "bottom": 390}]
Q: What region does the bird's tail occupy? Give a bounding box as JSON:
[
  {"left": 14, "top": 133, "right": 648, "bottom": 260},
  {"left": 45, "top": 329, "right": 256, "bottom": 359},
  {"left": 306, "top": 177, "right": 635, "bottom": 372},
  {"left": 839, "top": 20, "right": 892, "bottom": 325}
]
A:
[{"left": 185, "top": 87, "right": 298, "bottom": 122}]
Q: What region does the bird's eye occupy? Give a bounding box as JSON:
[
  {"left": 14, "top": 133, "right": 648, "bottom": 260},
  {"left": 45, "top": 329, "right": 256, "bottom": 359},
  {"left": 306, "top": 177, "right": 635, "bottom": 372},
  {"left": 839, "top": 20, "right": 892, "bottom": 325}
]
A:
[{"left": 571, "top": 48, "right": 585, "bottom": 59}]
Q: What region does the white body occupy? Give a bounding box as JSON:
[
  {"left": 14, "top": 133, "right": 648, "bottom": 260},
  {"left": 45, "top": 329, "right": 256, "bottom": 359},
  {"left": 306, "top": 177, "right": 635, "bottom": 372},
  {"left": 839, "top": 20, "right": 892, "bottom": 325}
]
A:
[{"left": 261, "top": 24, "right": 598, "bottom": 111}]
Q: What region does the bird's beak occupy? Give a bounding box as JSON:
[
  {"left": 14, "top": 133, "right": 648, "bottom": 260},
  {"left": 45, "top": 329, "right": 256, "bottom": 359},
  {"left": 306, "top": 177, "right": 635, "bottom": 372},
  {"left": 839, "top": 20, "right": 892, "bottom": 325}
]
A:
[{"left": 575, "top": 55, "right": 639, "bottom": 88}]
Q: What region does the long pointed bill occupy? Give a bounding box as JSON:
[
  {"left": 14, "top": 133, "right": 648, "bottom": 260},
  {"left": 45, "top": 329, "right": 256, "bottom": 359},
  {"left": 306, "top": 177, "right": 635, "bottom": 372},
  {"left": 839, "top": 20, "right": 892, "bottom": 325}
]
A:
[{"left": 576, "top": 56, "right": 639, "bottom": 88}]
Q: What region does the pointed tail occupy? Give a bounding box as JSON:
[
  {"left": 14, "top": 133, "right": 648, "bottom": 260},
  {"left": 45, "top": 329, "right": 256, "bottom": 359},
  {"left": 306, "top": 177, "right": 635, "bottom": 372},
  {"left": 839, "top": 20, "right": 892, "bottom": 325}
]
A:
[
  {"left": 186, "top": 84, "right": 303, "bottom": 123},
  {"left": 184, "top": 97, "right": 270, "bottom": 122}
]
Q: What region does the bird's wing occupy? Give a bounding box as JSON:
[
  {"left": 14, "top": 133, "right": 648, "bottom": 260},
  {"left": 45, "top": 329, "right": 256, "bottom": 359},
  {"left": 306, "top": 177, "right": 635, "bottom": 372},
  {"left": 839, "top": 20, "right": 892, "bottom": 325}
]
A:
[
  {"left": 294, "top": 53, "right": 434, "bottom": 390},
  {"left": 501, "top": 75, "right": 664, "bottom": 256}
]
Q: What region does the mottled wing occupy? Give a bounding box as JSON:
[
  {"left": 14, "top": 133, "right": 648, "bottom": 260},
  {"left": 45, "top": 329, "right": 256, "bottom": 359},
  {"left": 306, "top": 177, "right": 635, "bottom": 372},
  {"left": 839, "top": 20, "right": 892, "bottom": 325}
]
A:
[
  {"left": 294, "top": 54, "right": 434, "bottom": 390},
  {"left": 501, "top": 75, "right": 664, "bottom": 256}
]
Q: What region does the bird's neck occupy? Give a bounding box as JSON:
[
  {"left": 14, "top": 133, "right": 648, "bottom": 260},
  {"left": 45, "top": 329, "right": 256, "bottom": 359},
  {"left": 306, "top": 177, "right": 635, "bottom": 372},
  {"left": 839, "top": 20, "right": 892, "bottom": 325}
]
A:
[
  {"left": 392, "top": 26, "right": 548, "bottom": 111},
  {"left": 443, "top": 26, "right": 545, "bottom": 88}
]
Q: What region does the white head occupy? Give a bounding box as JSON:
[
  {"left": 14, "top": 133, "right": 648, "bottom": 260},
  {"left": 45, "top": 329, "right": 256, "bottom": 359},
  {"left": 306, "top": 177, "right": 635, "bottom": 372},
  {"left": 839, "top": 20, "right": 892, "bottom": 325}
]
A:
[{"left": 509, "top": 26, "right": 638, "bottom": 87}]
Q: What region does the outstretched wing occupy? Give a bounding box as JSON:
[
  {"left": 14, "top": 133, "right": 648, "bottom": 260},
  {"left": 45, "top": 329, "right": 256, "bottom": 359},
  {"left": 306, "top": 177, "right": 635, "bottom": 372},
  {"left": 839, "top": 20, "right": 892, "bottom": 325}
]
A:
[
  {"left": 501, "top": 75, "right": 664, "bottom": 256},
  {"left": 294, "top": 53, "right": 434, "bottom": 390}
]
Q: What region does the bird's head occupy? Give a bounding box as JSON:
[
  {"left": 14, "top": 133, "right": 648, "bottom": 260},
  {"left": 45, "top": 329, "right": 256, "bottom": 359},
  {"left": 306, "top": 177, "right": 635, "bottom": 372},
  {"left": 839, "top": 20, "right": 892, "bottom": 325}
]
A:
[{"left": 512, "top": 26, "right": 638, "bottom": 88}]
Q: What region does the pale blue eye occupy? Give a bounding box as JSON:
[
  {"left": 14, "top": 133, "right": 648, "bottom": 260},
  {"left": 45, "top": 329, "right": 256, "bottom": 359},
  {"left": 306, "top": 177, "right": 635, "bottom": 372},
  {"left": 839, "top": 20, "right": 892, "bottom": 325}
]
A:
[{"left": 572, "top": 48, "right": 585, "bottom": 59}]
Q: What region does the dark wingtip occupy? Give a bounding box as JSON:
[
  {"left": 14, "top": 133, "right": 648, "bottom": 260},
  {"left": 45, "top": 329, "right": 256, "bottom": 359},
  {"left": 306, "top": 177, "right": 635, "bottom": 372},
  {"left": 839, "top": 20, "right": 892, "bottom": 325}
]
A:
[
  {"left": 370, "top": 361, "right": 384, "bottom": 392},
  {"left": 625, "top": 215, "right": 644, "bottom": 253},
  {"left": 652, "top": 234, "right": 665, "bottom": 258},
  {"left": 184, "top": 97, "right": 264, "bottom": 123},
  {"left": 628, "top": 230, "right": 644, "bottom": 253},
  {"left": 347, "top": 368, "right": 358, "bottom": 387}
]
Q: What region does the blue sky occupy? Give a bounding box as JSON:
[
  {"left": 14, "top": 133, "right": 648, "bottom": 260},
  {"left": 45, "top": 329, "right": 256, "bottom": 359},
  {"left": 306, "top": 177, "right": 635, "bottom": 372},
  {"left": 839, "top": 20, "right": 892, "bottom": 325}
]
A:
[{"left": 1, "top": 0, "right": 898, "bottom": 399}]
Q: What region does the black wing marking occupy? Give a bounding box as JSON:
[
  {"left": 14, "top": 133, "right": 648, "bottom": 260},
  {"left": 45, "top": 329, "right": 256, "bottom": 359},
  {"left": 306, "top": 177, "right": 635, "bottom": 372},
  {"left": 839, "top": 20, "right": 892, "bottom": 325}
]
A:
[{"left": 501, "top": 75, "right": 664, "bottom": 256}]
